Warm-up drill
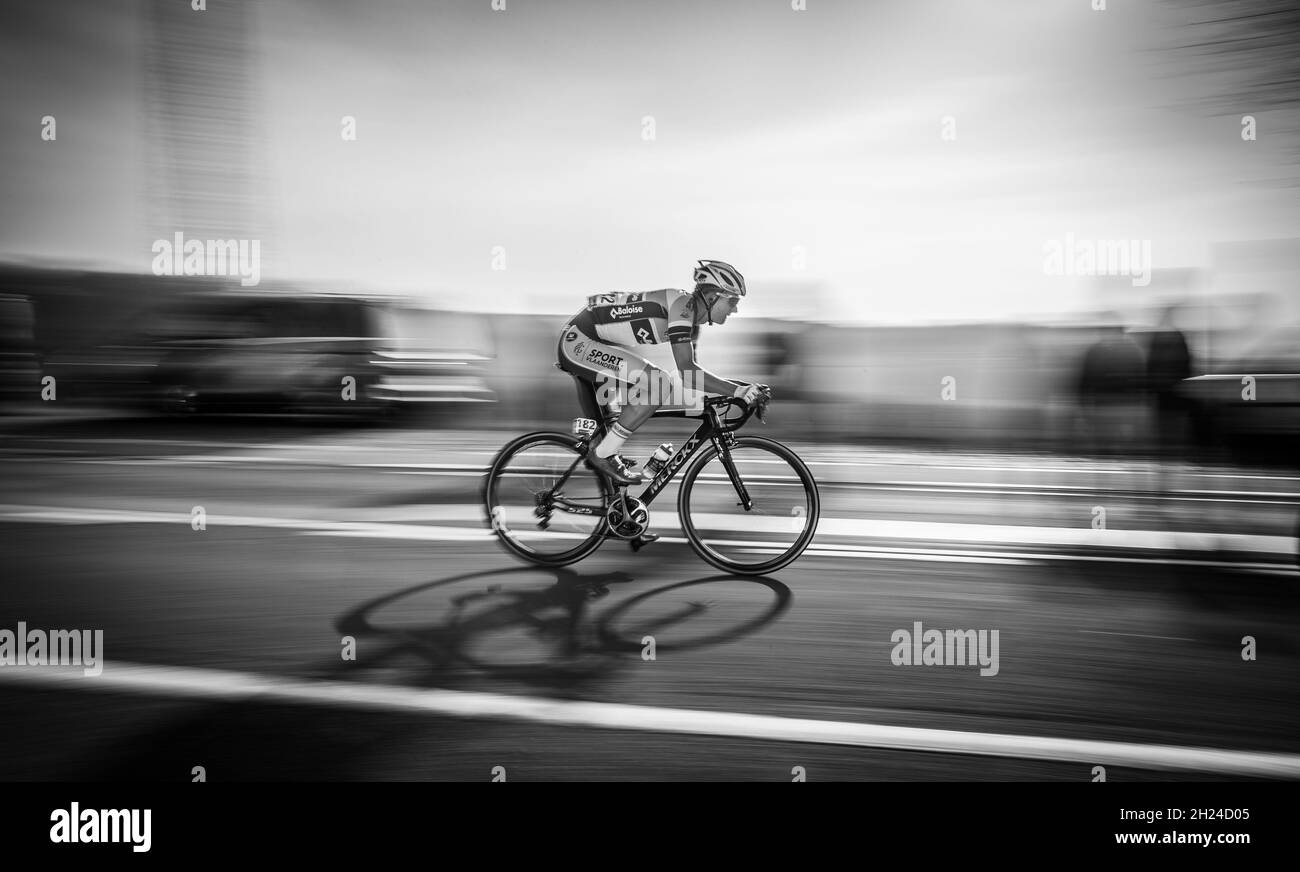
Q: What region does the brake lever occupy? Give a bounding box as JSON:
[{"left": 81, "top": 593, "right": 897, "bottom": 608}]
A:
[{"left": 755, "top": 385, "right": 772, "bottom": 423}]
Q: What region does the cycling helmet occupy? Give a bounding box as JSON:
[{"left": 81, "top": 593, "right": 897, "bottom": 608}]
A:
[{"left": 693, "top": 260, "right": 746, "bottom": 297}]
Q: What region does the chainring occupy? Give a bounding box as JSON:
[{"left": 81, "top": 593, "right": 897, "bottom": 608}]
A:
[{"left": 605, "top": 494, "right": 650, "bottom": 539}]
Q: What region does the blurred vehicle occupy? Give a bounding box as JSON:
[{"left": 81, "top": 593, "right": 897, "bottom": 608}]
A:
[
  {"left": 1180, "top": 324, "right": 1300, "bottom": 445},
  {"left": 45, "top": 291, "right": 495, "bottom": 417},
  {"left": 0, "top": 293, "right": 41, "bottom": 411},
  {"left": 365, "top": 305, "right": 496, "bottom": 409}
]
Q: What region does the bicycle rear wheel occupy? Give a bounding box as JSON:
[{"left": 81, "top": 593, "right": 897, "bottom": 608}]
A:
[
  {"left": 484, "top": 432, "right": 610, "bottom": 566},
  {"left": 677, "top": 435, "right": 820, "bottom": 575}
]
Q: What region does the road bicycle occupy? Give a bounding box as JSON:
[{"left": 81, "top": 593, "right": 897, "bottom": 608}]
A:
[{"left": 483, "top": 377, "right": 820, "bottom": 576}]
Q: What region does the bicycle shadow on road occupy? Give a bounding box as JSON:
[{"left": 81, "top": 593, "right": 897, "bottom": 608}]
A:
[
  {"left": 50, "top": 570, "right": 794, "bottom": 781},
  {"left": 330, "top": 567, "right": 793, "bottom": 690},
  {"left": 594, "top": 575, "right": 792, "bottom": 655}
]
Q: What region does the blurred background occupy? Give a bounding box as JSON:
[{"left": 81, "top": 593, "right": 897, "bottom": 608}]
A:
[
  {"left": 1, "top": 0, "right": 1298, "bottom": 459},
  {"left": 1, "top": 0, "right": 1298, "bottom": 782}
]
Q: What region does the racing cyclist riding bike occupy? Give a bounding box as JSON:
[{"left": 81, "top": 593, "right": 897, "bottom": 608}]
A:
[{"left": 555, "top": 259, "right": 765, "bottom": 546}]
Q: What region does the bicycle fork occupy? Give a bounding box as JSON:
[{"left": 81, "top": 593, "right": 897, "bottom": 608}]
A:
[{"left": 714, "top": 434, "right": 753, "bottom": 511}]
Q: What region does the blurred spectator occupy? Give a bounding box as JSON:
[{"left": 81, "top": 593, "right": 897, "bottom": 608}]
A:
[
  {"left": 0, "top": 294, "right": 40, "bottom": 412},
  {"left": 764, "top": 325, "right": 804, "bottom": 400},
  {"left": 1076, "top": 316, "right": 1147, "bottom": 455},
  {"left": 1144, "top": 304, "right": 1193, "bottom": 458}
]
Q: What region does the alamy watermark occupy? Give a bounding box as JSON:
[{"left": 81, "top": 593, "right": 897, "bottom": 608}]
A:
[
  {"left": 0, "top": 621, "right": 104, "bottom": 676},
  {"left": 1043, "top": 232, "right": 1151, "bottom": 287},
  {"left": 50, "top": 803, "right": 150, "bottom": 852},
  {"left": 891, "top": 621, "right": 999, "bottom": 676},
  {"left": 152, "top": 231, "right": 261, "bottom": 287},
  {"left": 595, "top": 366, "right": 704, "bottom": 412}
]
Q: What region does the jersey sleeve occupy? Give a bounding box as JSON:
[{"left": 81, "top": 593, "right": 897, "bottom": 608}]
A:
[{"left": 664, "top": 289, "right": 694, "bottom": 344}]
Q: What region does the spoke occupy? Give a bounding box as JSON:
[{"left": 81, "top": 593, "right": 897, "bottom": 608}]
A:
[
  {"left": 682, "top": 442, "right": 816, "bottom": 572},
  {"left": 488, "top": 437, "right": 608, "bottom": 562}
]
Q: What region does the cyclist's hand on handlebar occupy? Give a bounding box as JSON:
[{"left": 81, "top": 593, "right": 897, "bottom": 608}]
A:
[
  {"left": 732, "top": 383, "right": 764, "bottom": 405},
  {"left": 754, "top": 384, "right": 772, "bottom": 421}
]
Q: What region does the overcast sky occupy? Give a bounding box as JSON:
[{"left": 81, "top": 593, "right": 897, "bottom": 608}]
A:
[{"left": 3, "top": 0, "right": 1297, "bottom": 321}]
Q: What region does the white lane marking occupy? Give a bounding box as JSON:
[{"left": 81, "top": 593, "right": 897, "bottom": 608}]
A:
[
  {"left": 874, "top": 481, "right": 1300, "bottom": 499},
  {"left": 12, "top": 451, "right": 1299, "bottom": 491},
  {"left": 300, "top": 524, "right": 491, "bottom": 541},
  {"left": 382, "top": 470, "right": 486, "bottom": 477},
  {"left": 813, "top": 518, "right": 1292, "bottom": 554},
  {"left": 44, "top": 457, "right": 1300, "bottom": 508},
  {"left": 0, "top": 506, "right": 495, "bottom": 541},
  {"left": 0, "top": 504, "right": 1295, "bottom": 559},
  {"left": 801, "top": 544, "right": 1297, "bottom": 572},
  {"left": 6, "top": 437, "right": 1292, "bottom": 478},
  {"left": 356, "top": 463, "right": 486, "bottom": 469},
  {"left": 66, "top": 456, "right": 318, "bottom": 466},
  {"left": 0, "top": 661, "right": 1295, "bottom": 778},
  {"left": 791, "top": 549, "right": 1029, "bottom": 565},
  {"left": 36, "top": 438, "right": 496, "bottom": 453},
  {"left": 1242, "top": 568, "right": 1300, "bottom": 577},
  {"left": 40, "top": 456, "right": 1300, "bottom": 507},
  {"left": 0, "top": 506, "right": 1290, "bottom": 570},
  {"left": 1078, "top": 630, "right": 1196, "bottom": 642}
]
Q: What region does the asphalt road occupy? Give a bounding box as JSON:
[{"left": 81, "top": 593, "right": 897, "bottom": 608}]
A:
[{"left": 1, "top": 416, "right": 1297, "bottom": 781}]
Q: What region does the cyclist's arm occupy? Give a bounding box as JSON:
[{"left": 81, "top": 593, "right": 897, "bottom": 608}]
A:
[{"left": 671, "top": 340, "right": 745, "bottom": 396}]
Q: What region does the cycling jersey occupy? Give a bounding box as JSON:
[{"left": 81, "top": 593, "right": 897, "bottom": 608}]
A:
[
  {"left": 569, "top": 289, "right": 697, "bottom": 347},
  {"left": 557, "top": 288, "right": 709, "bottom": 412}
]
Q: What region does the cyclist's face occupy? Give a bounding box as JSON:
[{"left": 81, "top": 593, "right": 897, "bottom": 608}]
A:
[{"left": 711, "top": 293, "right": 740, "bottom": 322}]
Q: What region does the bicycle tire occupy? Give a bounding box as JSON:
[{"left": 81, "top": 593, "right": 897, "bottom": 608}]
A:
[
  {"left": 677, "top": 435, "right": 820, "bottom": 575},
  {"left": 483, "top": 431, "right": 610, "bottom": 567}
]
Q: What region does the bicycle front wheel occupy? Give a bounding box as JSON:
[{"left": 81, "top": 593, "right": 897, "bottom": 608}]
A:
[
  {"left": 677, "top": 436, "right": 820, "bottom": 575},
  {"left": 484, "top": 432, "right": 610, "bottom": 566}
]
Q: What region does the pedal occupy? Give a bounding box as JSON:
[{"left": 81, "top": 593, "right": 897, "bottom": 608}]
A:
[{"left": 630, "top": 532, "right": 660, "bottom": 552}]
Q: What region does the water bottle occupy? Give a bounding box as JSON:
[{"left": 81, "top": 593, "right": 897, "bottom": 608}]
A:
[{"left": 644, "top": 442, "right": 674, "bottom": 476}]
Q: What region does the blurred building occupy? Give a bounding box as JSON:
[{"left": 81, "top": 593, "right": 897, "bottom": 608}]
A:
[{"left": 142, "top": 0, "right": 273, "bottom": 274}]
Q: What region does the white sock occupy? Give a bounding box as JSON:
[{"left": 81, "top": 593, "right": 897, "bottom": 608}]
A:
[{"left": 595, "top": 423, "right": 632, "bottom": 458}]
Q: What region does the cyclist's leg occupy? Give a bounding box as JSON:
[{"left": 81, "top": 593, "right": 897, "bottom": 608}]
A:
[
  {"left": 606, "top": 388, "right": 664, "bottom": 548},
  {"left": 557, "top": 326, "right": 664, "bottom": 469},
  {"left": 604, "top": 340, "right": 698, "bottom": 439},
  {"left": 592, "top": 364, "right": 668, "bottom": 465}
]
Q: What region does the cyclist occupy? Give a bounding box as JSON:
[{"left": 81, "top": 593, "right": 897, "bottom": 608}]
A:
[{"left": 556, "top": 259, "right": 764, "bottom": 492}]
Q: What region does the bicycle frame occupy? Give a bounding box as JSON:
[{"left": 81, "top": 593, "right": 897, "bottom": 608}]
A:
[
  {"left": 636, "top": 399, "right": 754, "bottom": 508},
  {"left": 545, "top": 394, "right": 758, "bottom": 519}
]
